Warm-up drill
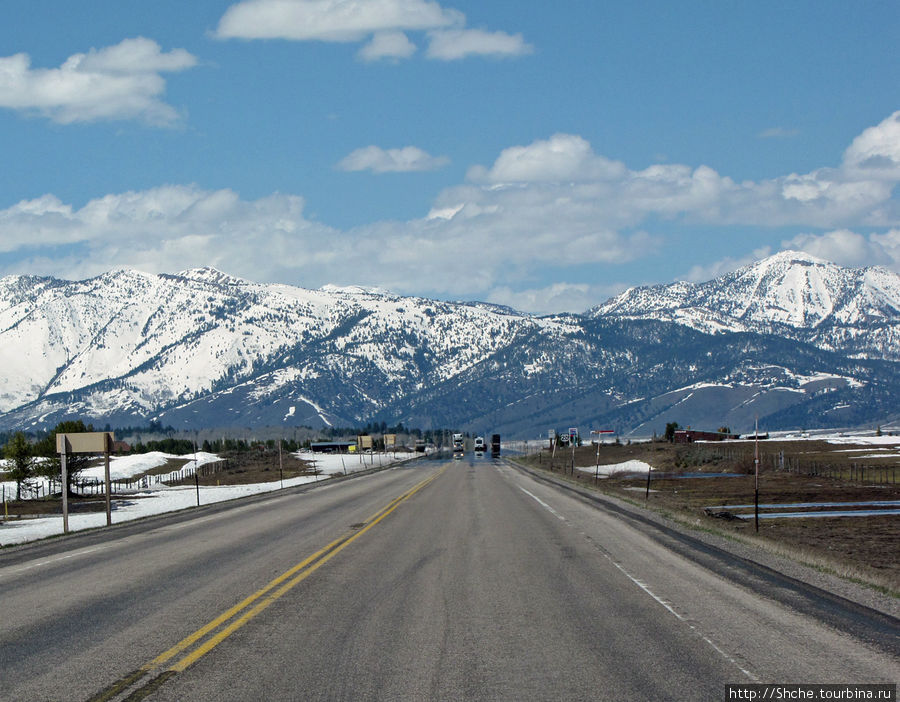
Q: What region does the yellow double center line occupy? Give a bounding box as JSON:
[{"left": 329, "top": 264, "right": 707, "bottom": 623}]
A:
[{"left": 90, "top": 466, "right": 446, "bottom": 702}]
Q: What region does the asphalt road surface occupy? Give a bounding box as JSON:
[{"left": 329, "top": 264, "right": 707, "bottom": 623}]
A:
[{"left": 1, "top": 455, "right": 897, "bottom": 701}]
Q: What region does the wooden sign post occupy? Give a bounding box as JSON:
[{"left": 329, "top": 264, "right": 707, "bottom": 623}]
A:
[{"left": 56, "top": 432, "right": 115, "bottom": 533}]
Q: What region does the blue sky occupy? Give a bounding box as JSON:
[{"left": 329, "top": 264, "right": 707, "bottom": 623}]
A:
[{"left": 0, "top": 0, "right": 898, "bottom": 313}]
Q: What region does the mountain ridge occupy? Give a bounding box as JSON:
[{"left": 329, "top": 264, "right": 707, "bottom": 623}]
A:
[
  {"left": 1, "top": 251, "right": 899, "bottom": 436},
  {"left": 593, "top": 250, "right": 900, "bottom": 360}
]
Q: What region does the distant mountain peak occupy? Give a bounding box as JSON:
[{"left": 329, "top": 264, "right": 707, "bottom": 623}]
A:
[
  {"left": 319, "top": 283, "right": 391, "bottom": 296},
  {"left": 757, "top": 249, "right": 828, "bottom": 266},
  {"left": 172, "top": 266, "right": 250, "bottom": 286},
  {"left": 595, "top": 250, "right": 900, "bottom": 354}
]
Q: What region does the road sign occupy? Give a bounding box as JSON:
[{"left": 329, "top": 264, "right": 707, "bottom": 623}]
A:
[
  {"left": 591, "top": 429, "right": 615, "bottom": 444},
  {"left": 55, "top": 432, "right": 116, "bottom": 534},
  {"left": 56, "top": 432, "right": 114, "bottom": 454}
]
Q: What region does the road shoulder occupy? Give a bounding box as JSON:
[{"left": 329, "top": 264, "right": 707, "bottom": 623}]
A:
[{"left": 508, "top": 458, "right": 900, "bottom": 622}]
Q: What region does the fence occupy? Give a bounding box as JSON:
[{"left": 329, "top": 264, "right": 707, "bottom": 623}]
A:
[
  {"left": 155, "top": 459, "right": 232, "bottom": 486},
  {"left": 703, "top": 446, "right": 899, "bottom": 485},
  {"left": 20, "top": 479, "right": 62, "bottom": 499},
  {"left": 5, "top": 460, "right": 238, "bottom": 500}
]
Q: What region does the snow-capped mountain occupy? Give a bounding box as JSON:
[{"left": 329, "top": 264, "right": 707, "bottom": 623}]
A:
[
  {"left": 1, "top": 252, "right": 899, "bottom": 436},
  {"left": 0, "top": 267, "right": 571, "bottom": 430},
  {"left": 594, "top": 251, "right": 900, "bottom": 360}
]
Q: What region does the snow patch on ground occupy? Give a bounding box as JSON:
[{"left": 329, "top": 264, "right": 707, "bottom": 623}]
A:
[
  {"left": 716, "top": 432, "right": 900, "bottom": 445},
  {"left": 824, "top": 435, "right": 900, "bottom": 447},
  {"left": 0, "top": 452, "right": 411, "bottom": 546},
  {"left": 78, "top": 451, "right": 220, "bottom": 481},
  {"left": 576, "top": 459, "right": 652, "bottom": 477}
]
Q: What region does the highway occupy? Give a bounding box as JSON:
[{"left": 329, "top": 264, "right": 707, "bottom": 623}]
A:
[{"left": 0, "top": 455, "right": 896, "bottom": 701}]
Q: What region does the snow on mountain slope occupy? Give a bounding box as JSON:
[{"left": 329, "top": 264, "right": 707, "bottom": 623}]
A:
[
  {"left": 594, "top": 251, "right": 900, "bottom": 359},
  {"left": 0, "top": 267, "right": 554, "bottom": 425},
  {"left": 1, "top": 252, "right": 898, "bottom": 434}
]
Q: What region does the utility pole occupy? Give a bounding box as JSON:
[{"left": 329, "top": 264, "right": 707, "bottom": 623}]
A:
[
  {"left": 194, "top": 438, "right": 200, "bottom": 507},
  {"left": 103, "top": 435, "right": 112, "bottom": 526},
  {"left": 571, "top": 439, "right": 576, "bottom": 475},
  {"left": 754, "top": 416, "right": 760, "bottom": 533},
  {"left": 61, "top": 449, "right": 69, "bottom": 534}
]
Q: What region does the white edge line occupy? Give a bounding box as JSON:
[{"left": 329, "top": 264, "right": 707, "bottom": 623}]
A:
[
  {"left": 605, "top": 555, "right": 759, "bottom": 682},
  {"left": 513, "top": 475, "right": 758, "bottom": 682},
  {"left": 519, "top": 487, "right": 566, "bottom": 521},
  {"left": 1, "top": 545, "right": 111, "bottom": 578}
]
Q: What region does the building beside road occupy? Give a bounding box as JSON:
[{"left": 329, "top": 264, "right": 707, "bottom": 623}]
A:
[
  {"left": 310, "top": 441, "right": 356, "bottom": 453},
  {"left": 673, "top": 429, "right": 739, "bottom": 443}
]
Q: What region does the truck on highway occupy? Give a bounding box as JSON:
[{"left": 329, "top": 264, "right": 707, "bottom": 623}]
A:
[{"left": 491, "top": 434, "right": 501, "bottom": 456}]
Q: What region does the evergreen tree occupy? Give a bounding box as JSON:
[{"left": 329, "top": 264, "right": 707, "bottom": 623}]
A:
[
  {"left": 34, "top": 420, "right": 95, "bottom": 495},
  {"left": 5, "top": 432, "right": 35, "bottom": 500},
  {"left": 664, "top": 422, "right": 680, "bottom": 443}
]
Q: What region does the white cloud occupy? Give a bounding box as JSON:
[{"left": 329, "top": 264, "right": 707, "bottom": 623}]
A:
[
  {"left": 426, "top": 28, "right": 533, "bottom": 60},
  {"left": 487, "top": 282, "right": 627, "bottom": 316},
  {"left": 0, "top": 38, "right": 197, "bottom": 126},
  {"left": 337, "top": 145, "right": 449, "bottom": 173},
  {"left": 690, "top": 226, "right": 900, "bottom": 283},
  {"left": 871, "top": 230, "right": 900, "bottom": 267},
  {"left": 684, "top": 247, "right": 773, "bottom": 283},
  {"left": 77, "top": 37, "right": 197, "bottom": 74},
  {"left": 0, "top": 183, "right": 655, "bottom": 310},
  {"left": 216, "top": 0, "right": 463, "bottom": 41},
  {"left": 3, "top": 112, "right": 900, "bottom": 314},
  {"left": 782, "top": 228, "right": 900, "bottom": 271},
  {"left": 358, "top": 31, "right": 417, "bottom": 61},
  {"left": 216, "top": 0, "right": 529, "bottom": 62},
  {"left": 0, "top": 186, "right": 332, "bottom": 280},
  {"left": 842, "top": 110, "right": 900, "bottom": 180},
  {"left": 459, "top": 140, "right": 739, "bottom": 232},
  {"left": 462, "top": 115, "right": 900, "bottom": 230},
  {"left": 467, "top": 134, "right": 626, "bottom": 183}
]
